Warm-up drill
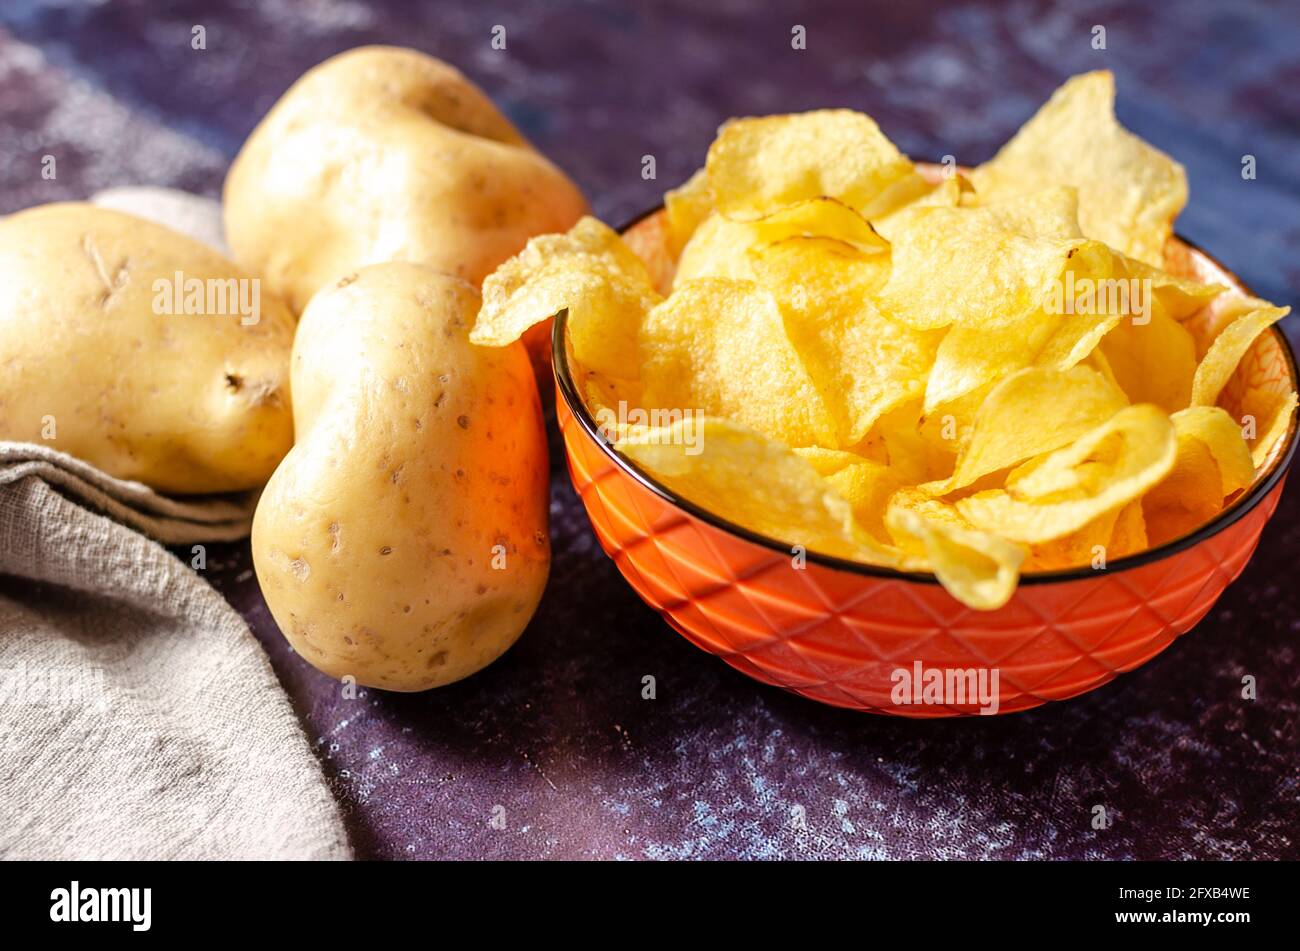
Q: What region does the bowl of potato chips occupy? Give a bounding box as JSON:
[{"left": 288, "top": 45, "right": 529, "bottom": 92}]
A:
[{"left": 472, "top": 71, "right": 1298, "bottom": 715}]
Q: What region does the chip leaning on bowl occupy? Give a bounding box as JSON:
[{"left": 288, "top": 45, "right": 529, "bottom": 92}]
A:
[{"left": 469, "top": 70, "right": 1297, "bottom": 611}]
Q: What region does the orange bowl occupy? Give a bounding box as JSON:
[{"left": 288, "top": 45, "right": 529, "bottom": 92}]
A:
[{"left": 553, "top": 208, "right": 1298, "bottom": 716}]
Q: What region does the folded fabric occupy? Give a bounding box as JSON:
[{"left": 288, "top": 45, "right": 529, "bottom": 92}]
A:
[{"left": 0, "top": 442, "right": 351, "bottom": 859}]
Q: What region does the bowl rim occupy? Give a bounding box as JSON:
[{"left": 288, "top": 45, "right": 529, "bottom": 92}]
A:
[{"left": 551, "top": 206, "right": 1299, "bottom": 588}]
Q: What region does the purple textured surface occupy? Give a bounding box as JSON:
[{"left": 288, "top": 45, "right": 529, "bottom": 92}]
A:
[{"left": 1, "top": 0, "right": 1297, "bottom": 859}]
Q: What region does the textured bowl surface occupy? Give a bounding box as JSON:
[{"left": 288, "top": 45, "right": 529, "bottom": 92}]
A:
[{"left": 554, "top": 210, "right": 1298, "bottom": 716}]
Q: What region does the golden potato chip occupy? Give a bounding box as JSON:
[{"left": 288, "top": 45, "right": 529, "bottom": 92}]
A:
[
  {"left": 673, "top": 213, "right": 762, "bottom": 284},
  {"left": 795, "top": 447, "right": 903, "bottom": 540},
  {"left": 957, "top": 405, "right": 1176, "bottom": 544},
  {"left": 749, "top": 235, "right": 938, "bottom": 445},
  {"left": 1024, "top": 506, "right": 1121, "bottom": 571},
  {"left": 1190, "top": 299, "right": 1289, "bottom": 406},
  {"left": 705, "top": 110, "right": 915, "bottom": 220},
  {"left": 1099, "top": 306, "right": 1198, "bottom": 413},
  {"left": 674, "top": 199, "right": 886, "bottom": 286},
  {"left": 876, "top": 188, "right": 1100, "bottom": 333},
  {"left": 472, "top": 216, "right": 659, "bottom": 377},
  {"left": 618, "top": 416, "right": 898, "bottom": 565},
  {"left": 921, "top": 366, "right": 1129, "bottom": 495},
  {"left": 970, "top": 71, "right": 1187, "bottom": 266},
  {"left": 885, "top": 494, "right": 1025, "bottom": 611},
  {"left": 1142, "top": 408, "right": 1253, "bottom": 546},
  {"left": 664, "top": 168, "right": 713, "bottom": 257},
  {"left": 1245, "top": 388, "right": 1297, "bottom": 469},
  {"left": 1121, "top": 254, "right": 1223, "bottom": 321},
  {"left": 871, "top": 173, "right": 964, "bottom": 240},
  {"left": 877, "top": 401, "right": 950, "bottom": 484},
  {"left": 1108, "top": 501, "right": 1149, "bottom": 559},
  {"left": 638, "top": 278, "right": 836, "bottom": 446},
  {"left": 1174, "top": 406, "right": 1256, "bottom": 495},
  {"left": 744, "top": 197, "right": 889, "bottom": 253},
  {"left": 921, "top": 230, "right": 1131, "bottom": 410}
]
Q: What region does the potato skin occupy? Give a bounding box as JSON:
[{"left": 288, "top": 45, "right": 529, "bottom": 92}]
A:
[
  {"left": 224, "top": 46, "right": 587, "bottom": 314},
  {"left": 0, "top": 202, "right": 295, "bottom": 494},
  {"left": 252, "top": 263, "right": 550, "bottom": 690}
]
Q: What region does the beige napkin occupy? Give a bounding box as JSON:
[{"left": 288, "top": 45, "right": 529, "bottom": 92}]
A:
[{"left": 0, "top": 444, "right": 351, "bottom": 860}]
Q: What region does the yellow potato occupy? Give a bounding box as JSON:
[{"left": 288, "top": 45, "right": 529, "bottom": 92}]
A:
[
  {"left": 224, "top": 46, "right": 587, "bottom": 313},
  {"left": 252, "top": 263, "right": 549, "bottom": 691},
  {"left": 0, "top": 202, "right": 295, "bottom": 494}
]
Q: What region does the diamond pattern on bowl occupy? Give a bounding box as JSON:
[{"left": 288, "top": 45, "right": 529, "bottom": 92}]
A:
[{"left": 559, "top": 394, "right": 1286, "bottom": 717}]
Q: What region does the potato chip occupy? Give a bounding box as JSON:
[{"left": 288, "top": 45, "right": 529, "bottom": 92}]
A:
[
  {"left": 1121, "top": 254, "right": 1224, "bottom": 321},
  {"left": 472, "top": 216, "right": 659, "bottom": 377},
  {"left": 744, "top": 197, "right": 889, "bottom": 253},
  {"left": 970, "top": 71, "right": 1187, "bottom": 266},
  {"left": 957, "top": 405, "right": 1176, "bottom": 544},
  {"left": 748, "top": 235, "right": 938, "bottom": 445},
  {"left": 885, "top": 493, "right": 1025, "bottom": 611},
  {"left": 876, "top": 401, "right": 950, "bottom": 485},
  {"left": 1245, "top": 388, "right": 1297, "bottom": 469},
  {"left": 617, "top": 416, "right": 898, "bottom": 565},
  {"left": 1024, "top": 506, "right": 1120, "bottom": 571},
  {"left": 872, "top": 173, "right": 965, "bottom": 240},
  {"left": 1108, "top": 502, "right": 1149, "bottom": 559},
  {"left": 675, "top": 198, "right": 886, "bottom": 286},
  {"left": 638, "top": 278, "right": 836, "bottom": 446},
  {"left": 1099, "top": 306, "right": 1198, "bottom": 413},
  {"left": 664, "top": 168, "right": 713, "bottom": 257},
  {"left": 1175, "top": 406, "right": 1255, "bottom": 493},
  {"left": 876, "top": 188, "right": 1100, "bottom": 333},
  {"left": 706, "top": 110, "right": 915, "bottom": 220},
  {"left": 1190, "top": 299, "right": 1290, "bottom": 407},
  {"left": 673, "top": 213, "right": 760, "bottom": 284},
  {"left": 921, "top": 366, "right": 1129, "bottom": 496},
  {"left": 795, "top": 447, "right": 903, "bottom": 540},
  {"left": 1142, "top": 408, "right": 1253, "bottom": 546}
]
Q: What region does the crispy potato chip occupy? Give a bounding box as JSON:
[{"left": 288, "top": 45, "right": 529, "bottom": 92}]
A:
[
  {"left": 1178, "top": 405, "right": 1255, "bottom": 494},
  {"left": 885, "top": 494, "right": 1025, "bottom": 611},
  {"left": 970, "top": 71, "right": 1187, "bottom": 266},
  {"left": 618, "top": 417, "right": 898, "bottom": 564},
  {"left": 1190, "top": 299, "right": 1290, "bottom": 407},
  {"left": 1024, "top": 506, "right": 1120, "bottom": 571},
  {"left": 675, "top": 198, "right": 886, "bottom": 287},
  {"left": 749, "top": 235, "right": 938, "bottom": 445},
  {"left": 1108, "top": 502, "right": 1149, "bottom": 559},
  {"left": 1121, "top": 255, "right": 1224, "bottom": 321},
  {"left": 877, "top": 188, "right": 1099, "bottom": 333},
  {"left": 1099, "top": 306, "right": 1197, "bottom": 413},
  {"left": 921, "top": 232, "right": 1130, "bottom": 410},
  {"left": 875, "top": 401, "right": 950, "bottom": 484},
  {"left": 472, "top": 217, "right": 659, "bottom": 377},
  {"left": 795, "top": 447, "right": 903, "bottom": 540},
  {"left": 1245, "top": 388, "right": 1297, "bottom": 469},
  {"left": 858, "top": 168, "right": 938, "bottom": 221},
  {"left": 957, "top": 405, "right": 1176, "bottom": 543},
  {"left": 638, "top": 278, "right": 836, "bottom": 446},
  {"left": 872, "top": 174, "right": 965, "bottom": 240},
  {"left": 664, "top": 168, "right": 713, "bottom": 257},
  {"left": 745, "top": 198, "right": 889, "bottom": 253},
  {"left": 706, "top": 110, "right": 915, "bottom": 220},
  {"left": 1142, "top": 408, "right": 1253, "bottom": 546},
  {"left": 921, "top": 366, "right": 1128, "bottom": 495}
]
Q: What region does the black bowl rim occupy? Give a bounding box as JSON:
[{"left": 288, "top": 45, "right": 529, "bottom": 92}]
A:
[{"left": 551, "top": 206, "right": 1299, "bottom": 588}]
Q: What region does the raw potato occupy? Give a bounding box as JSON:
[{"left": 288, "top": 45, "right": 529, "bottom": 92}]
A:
[
  {"left": 0, "top": 202, "right": 295, "bottom": 494},
  {"left": 252, "top": 263, "right": 550, "bottom": 690},
  {"left": 224, "top": 45, "right": 587, "bottom": 314}
]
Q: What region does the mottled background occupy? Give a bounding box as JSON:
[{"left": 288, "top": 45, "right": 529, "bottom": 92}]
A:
[{"left": 1, "top": 0, "right": 1297, "bottom": 859}]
